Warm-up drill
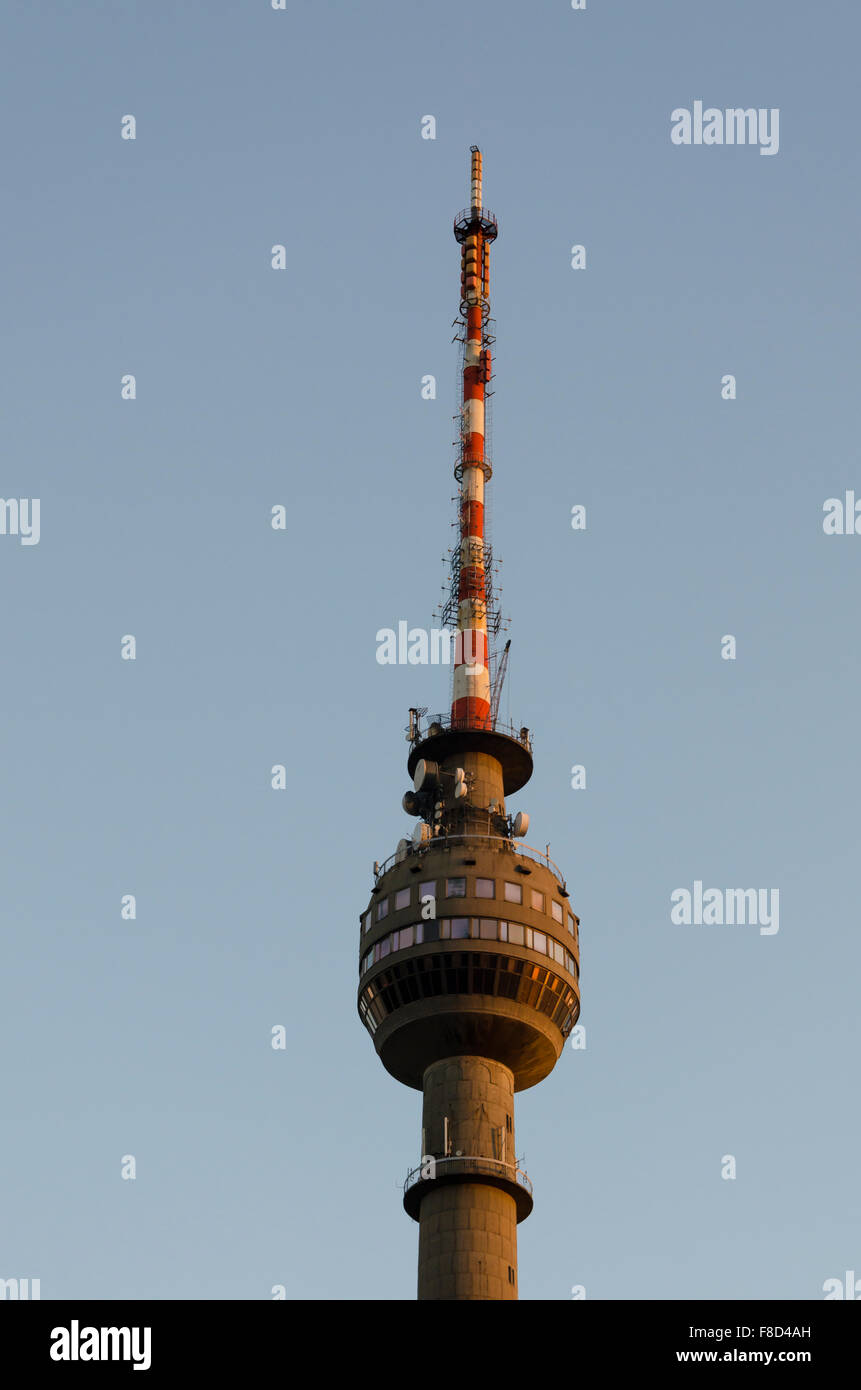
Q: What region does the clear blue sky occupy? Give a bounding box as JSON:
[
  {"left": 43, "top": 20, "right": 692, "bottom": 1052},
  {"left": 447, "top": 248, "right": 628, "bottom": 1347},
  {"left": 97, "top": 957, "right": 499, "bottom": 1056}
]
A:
[{"left": 2, "top": 0, "right": 859, "bottom": 1299}]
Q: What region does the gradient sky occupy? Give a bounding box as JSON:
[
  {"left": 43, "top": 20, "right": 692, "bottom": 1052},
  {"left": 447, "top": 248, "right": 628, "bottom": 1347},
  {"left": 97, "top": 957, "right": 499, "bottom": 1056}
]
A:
[{"left": 2, "top": 0, "right": 859, "bottom": 1300}]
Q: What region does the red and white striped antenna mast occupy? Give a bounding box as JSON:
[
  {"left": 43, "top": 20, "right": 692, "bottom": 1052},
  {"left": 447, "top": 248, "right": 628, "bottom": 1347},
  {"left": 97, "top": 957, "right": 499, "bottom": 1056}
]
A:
[{"left": 449, "top": 145, "right": 499, "bottom": 732}]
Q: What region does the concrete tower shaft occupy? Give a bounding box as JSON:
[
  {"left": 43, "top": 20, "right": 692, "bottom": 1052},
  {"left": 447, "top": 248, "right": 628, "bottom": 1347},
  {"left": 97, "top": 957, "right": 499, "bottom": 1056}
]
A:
[
  {"left": 357, "top": 149, "right": 579, "bottom": 1301},
  {"left": 415, "top": 1057, "right": 520, "bottom": 1300}
]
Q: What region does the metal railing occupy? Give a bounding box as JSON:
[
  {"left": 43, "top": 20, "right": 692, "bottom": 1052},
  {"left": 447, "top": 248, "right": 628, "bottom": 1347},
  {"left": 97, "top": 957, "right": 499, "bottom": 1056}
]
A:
[
  {"left": 375, "top": 833, "right": 567, "bottom": 889},
  {"left": 404, "top": 1155, "right": 532, "bottom": 1197},
  {"left": 412, "top": 712, "right": 532, "bottom": 753},
  {"left": 453, "top": 206, "right": 498, "bottom": 241}
]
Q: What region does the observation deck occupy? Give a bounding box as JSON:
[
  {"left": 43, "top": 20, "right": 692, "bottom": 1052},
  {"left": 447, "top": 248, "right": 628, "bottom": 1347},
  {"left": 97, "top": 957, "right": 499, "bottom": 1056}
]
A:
[{"left": 357, "top": 836, "right": 580, "bottom": 1090}]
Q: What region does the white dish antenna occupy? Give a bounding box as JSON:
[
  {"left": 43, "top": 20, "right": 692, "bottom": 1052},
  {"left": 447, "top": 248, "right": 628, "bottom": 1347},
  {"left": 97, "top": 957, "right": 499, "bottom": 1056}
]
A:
[{"left": 413, "top": 759, "right": 440, "bottom": 793}]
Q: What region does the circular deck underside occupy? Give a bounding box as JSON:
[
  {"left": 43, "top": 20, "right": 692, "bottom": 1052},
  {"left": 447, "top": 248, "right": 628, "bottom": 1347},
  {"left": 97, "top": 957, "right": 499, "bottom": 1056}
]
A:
[
  {"left": 408, "top": 728, "right": 532, "bottom": 796},
  {"left": 374, "top": 995, "right": 562, "bottom": 1092}
]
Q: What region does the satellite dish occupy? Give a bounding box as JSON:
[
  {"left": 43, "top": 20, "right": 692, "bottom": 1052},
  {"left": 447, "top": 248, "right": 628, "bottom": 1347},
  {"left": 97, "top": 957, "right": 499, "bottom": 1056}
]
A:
[
  {"left": 413, "top": 759, "right": 440, "bottom": 793},
  {"left": 412, "top": 822, "right": 432, "bottom": 846},
  {"left": 395, "top": 838, "right": 410, "bottom": 863},
  {"left": 402, "top": 790, "right": 420, "bottom": 815},
  {"left": 512, "top": 811, "right": 529, "bottom": 838}
]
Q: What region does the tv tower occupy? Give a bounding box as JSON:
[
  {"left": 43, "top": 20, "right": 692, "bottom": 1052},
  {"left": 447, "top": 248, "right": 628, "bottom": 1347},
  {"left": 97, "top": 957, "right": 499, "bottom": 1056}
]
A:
[{"left": 357, "top": 148, "right": 580, "bottom": 1300}]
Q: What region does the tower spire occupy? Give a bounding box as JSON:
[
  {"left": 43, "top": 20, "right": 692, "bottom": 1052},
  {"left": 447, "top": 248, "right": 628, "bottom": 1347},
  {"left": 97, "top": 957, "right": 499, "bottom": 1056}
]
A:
[
  {"left": 470, "top": 143, "right": 482, "bottom": 210},
  {"left": 451, "top": 147, "right": 498, "bottom": 731}
]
